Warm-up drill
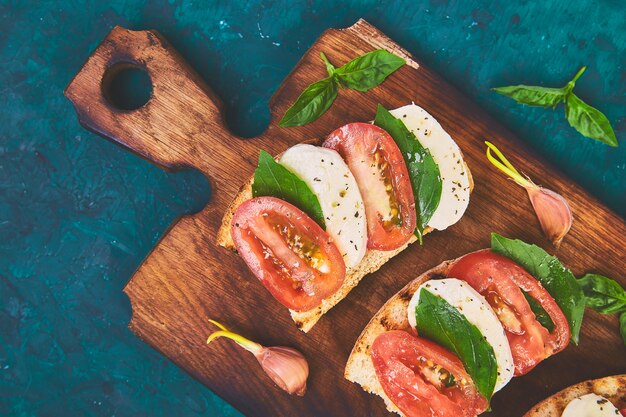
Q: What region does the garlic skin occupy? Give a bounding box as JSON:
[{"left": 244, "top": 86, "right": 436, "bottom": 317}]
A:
[
  {"left": 527, "top": 186, "right": 573, "bottom": 247},
  {"left": 253, "top": 346, "right": 309, "bottom": 396},
  {"left": 206, "top": 320, "right": 309, "bottom": 396}
]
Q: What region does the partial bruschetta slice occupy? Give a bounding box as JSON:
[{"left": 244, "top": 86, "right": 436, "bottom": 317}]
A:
[
  {"left": 524, "top": 375, "right": 626, "bottom": 417},
  {"left": 346, "top": 234, "right": 591, "bottom": 416}
]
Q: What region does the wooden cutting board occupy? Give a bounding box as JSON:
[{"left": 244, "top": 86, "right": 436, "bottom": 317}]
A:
[{"left": 65, "top": 19, "right": 626, "bottom": 417}]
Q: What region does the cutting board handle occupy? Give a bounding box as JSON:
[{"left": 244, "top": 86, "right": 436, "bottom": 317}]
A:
[{"left": 65, "top": 26, "right": 245, "bottom": 176}]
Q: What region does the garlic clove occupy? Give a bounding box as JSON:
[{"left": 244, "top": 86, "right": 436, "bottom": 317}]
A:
[
  {"left": 206, "top": 320, "right": 309, "bottom": 396},
  {"left": 527, "top": 186, "right": 573, "bottom": 247},
  {"left": 254, "top": 346, "right": 309, "bottom": 396},
  {"left": 485, "top": 141, "right": 573, "bottom": 246}
]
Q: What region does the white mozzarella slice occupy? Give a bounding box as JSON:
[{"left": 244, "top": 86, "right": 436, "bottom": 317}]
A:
[
  {"left": 408, "top": 278, "right": 514, "bottom": 392},
  {"left": 280, "top": 144, "right": 367, "bottom": 268},
  {"left": 561, "top": 393, "right": 621, "bottom": 417},
  {"left": 389, "top": 104, "right": 470, "bottom": 231}
]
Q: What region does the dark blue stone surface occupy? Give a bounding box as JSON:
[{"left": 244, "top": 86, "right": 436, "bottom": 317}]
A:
[{"left": 1, "top": 1, "right": 624, "bottom": 416}]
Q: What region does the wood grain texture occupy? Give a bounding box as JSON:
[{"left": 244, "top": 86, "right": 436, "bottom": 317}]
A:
[{"left": 65, "top": 20, "right": 626, "bottom": 417}]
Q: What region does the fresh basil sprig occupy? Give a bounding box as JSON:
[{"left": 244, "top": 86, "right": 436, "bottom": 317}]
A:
[
  {"left": 414, "top": 288, "right": 498, "bottom": 400},
  {"left": 279, "top": 50, "right": 405, "bottom": 127},
  {"left": 577, "top": 273, "right": 626, "bottom": 315},
  {"left": 493, "top": 67, "right": 618, "bottom": 147},
  {"left": 373, "top": 104, "right": 442, "bottom": 242},
  {"left": 251, "top": 150, "right": 326, "bottom": 228},
  {"left": 490, "top": 233, "right": 585, "bottom": 344},
  {"left": 577, "top": 273, "right": 626, "bottom": 347}
]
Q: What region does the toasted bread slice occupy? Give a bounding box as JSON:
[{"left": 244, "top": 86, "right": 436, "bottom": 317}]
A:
[
  {"left": 216, "top": 156, "right": 472, "bottom": 333},
  {"left": 344, "top": 258, "right": 455, "bottom": 415},
  {"left": 523, "top": 375, "right": 626, "bottom": 417}
]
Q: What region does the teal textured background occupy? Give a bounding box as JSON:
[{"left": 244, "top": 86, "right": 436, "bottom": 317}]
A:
[{"left": 1, "top": 1, "right": 624, "bottom": 416}]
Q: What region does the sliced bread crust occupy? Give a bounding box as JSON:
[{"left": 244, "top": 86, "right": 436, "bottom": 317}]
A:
[
  {"left": 216, "top": 155, "right": 472, "bottom": 332},
  {"left": 344, "top": 259, "right": 455, "bottom": 416},
  {"left": 523, "top": 375, "right": 626, "bottom": 417}
]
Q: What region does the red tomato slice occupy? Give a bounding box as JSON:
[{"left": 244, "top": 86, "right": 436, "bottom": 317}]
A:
[
  {"left": 448, "top": 249, "right": 570, "bottom": 375},
  {"left": 371, "top": 330, "right": 488, "bottom": 417},
  {"left": 620, "top": 408, "right": 626, "bottom": 417},
  {"left": 231, "top": 197, "right": 346, "bottom": 311},
  {"left": 323, "top": 122, "right": 416, "bottom": 251}
]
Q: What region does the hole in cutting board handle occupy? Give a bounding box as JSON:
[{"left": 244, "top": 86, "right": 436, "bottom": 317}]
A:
[
  {"left": 101, "top": 63, "right": 153, "bottom": 111},
  {"left": 66, "top": 26, "right": 260, "bottom": 184}
]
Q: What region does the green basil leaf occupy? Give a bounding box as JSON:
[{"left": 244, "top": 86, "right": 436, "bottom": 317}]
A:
[
  {"left": 577, "top": 273, "right": 626, "bottom": 315},
  {"left": 251, "top": 150, "right": 326, "bottom": 228},
  {"left": 564, "top": 93, "right": 618, "bottom": 147},
  {"left": 334, "top": 50, "right": 405, "bottom": 92},
  {"left": 415, "top": 288, "right": 498, "bottom": 400},
  {"left": 522, "top": 291, "right": 555, "bottom": 332},
  {"left": 620, "top": 313, "right": 626, "bottom": 347},
  {"left": 490, "top": 233, "right": 585, "bottom": 344},
  {"left": 373, "top": 104, "right": 442, "bottom": 241},
  {"left": 279, "top": 77, "right": 338, "bottom": 127},
  {"left": 492, "top": 85, "right": 566, "bottom": 108}
]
